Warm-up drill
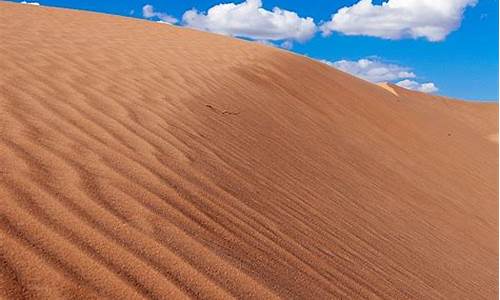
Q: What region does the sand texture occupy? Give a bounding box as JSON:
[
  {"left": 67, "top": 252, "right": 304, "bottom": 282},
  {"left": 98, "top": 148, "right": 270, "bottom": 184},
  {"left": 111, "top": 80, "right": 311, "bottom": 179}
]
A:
[{"left": 0, "top": 2, "right": 498, "bottom": 299}]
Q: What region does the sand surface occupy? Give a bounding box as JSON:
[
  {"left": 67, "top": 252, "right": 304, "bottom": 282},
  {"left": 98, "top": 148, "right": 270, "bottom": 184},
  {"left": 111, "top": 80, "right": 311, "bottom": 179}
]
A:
[
  {"left": 0, "top": 2, "right": 498, "bottom": 299},
  {"left": 378, "top": 83, "right": 399, "bottom": 96}
]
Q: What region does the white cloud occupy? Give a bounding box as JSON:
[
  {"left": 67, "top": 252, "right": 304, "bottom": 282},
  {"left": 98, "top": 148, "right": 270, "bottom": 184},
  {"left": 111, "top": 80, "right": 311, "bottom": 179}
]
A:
[
  {"left": 320, "top": 58, "right": 438, "bottom": 93},
  {"left": 279, "top": 40, "right": 293, "bottom": 50},
  {"left": 253, "top": 39, "right": 294, "bottom": 50},
  {"left": 143, "top": 4, "right": 178, "bottom": 24},
  {"left": 21, "top": 1, "right": 40, "bottom": 5},
  {"left": 182, "top": 0, "right": 316, "bottom": 46},
  {"left": 320, "top": 0, "right": 477, "bottom": 41},
  {"left": 254, "top": 39, "right": 276, "bottom": 47},
  {"left": 325, "top": 58, "right": 416, "bottom": 83},
  {"left": 396, "top": 79, "right": 438, "bottom": 93}
]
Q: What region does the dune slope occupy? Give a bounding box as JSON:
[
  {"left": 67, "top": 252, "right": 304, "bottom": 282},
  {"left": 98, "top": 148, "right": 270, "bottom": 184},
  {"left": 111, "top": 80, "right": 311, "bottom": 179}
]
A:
[{"left": 0, "top": 2, "right": 498, "bottom": 299}]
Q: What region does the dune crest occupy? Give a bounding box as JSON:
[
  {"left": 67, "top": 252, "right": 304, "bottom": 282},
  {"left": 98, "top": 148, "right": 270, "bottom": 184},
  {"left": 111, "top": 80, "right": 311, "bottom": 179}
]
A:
[
  {"left": 0, "top": 2, "right": 498, "bottom": 299},
  {"left": 378, "top": 82, "right": 399, "bottom": 96}
]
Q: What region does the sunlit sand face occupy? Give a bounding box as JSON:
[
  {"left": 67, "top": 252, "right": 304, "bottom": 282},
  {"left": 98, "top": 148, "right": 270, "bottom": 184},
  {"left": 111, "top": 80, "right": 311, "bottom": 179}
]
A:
[{"left": 0, "top": 2, "right": 497, "bottom": 299}]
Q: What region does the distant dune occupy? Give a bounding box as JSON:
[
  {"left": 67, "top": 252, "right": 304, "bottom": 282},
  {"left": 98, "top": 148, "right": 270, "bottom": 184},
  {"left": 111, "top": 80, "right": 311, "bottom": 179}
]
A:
[
  {"left": 0, "top": 2, "right": 498, "bottom": 299},
  {"left": 378, "top": 82, "right": 399, "bottom": 96}
]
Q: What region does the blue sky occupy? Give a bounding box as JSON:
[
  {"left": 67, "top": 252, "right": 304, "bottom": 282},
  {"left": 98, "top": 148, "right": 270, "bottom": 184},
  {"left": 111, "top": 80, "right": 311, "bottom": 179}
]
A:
[{"left": 13, "top": 0, "right": 499, "bottom": 101}]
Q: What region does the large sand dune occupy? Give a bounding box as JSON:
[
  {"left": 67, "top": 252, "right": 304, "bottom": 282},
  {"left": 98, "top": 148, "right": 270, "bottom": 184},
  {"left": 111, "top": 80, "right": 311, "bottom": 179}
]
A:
[{"left": 0, "top": 2, "right": 498, "bottom": 299}]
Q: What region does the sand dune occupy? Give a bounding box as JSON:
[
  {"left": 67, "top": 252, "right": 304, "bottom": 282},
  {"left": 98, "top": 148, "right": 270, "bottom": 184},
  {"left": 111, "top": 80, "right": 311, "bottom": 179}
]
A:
[
  {"left": 0, "top": 2, "right": 498, "bottom": 299},
  {"left": 377, "top": 83, "right": 399, "bottom": 96}
]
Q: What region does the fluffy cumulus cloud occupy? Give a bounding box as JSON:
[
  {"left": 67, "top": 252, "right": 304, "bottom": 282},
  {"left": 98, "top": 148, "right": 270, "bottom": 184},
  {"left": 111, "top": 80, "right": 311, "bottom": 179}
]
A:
[
  {"left": 21, "top": 1, "right": 40, "bottom": 5},
  {"left": 320, "top": 0, "right": 477, "bottom": 41},
  {"left": 142, "top": 4, "right": 178, "bottom": 24},
  {"left": 182, "top": 0, "right": 316, "bottom": 47},
  {"left": 321, "top": 58, "right": 438, "bottom": 93},
  {"left": 396, "top": 79, "right": 438, "bottom": 93},
  {"left": 326, "top": 58, "right": 416, "bottom": 83}
]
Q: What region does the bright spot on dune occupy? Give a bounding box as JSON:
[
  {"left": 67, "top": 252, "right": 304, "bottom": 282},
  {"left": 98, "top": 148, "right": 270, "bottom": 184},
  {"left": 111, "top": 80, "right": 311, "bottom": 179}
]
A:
[{"left": 378, "top": 82, "right": 399, "bottom": 96}]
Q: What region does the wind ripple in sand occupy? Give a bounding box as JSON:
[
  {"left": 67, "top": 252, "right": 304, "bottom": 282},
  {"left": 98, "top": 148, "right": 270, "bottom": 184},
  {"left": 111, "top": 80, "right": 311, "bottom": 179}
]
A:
[{"left": 0, "top": 2, "right": 498, "bottom": 299}]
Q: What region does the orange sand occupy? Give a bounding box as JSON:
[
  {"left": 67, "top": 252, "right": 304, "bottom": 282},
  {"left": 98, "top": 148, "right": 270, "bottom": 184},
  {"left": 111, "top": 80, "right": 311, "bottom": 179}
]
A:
[{"left": 0, "top": 2, "right": 498, "bottom": 299}]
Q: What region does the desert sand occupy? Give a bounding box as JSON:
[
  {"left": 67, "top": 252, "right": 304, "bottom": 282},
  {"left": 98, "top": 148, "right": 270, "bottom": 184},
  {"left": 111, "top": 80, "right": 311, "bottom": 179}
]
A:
[{"left": 0, "top": 2, "right": 498, "bottom": 299}]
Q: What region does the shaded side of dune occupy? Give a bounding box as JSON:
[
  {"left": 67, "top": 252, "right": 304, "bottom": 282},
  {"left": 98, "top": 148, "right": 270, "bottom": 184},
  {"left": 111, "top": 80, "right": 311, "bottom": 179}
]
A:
[{"left": 0, "top": 2, "right": 498, "bottom": 299}]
